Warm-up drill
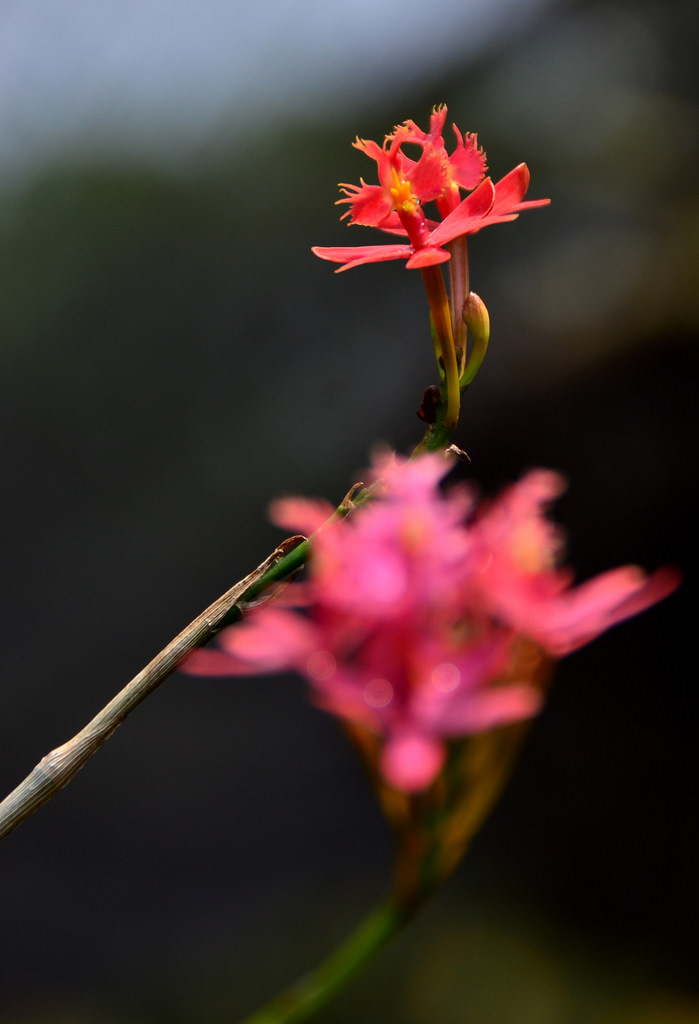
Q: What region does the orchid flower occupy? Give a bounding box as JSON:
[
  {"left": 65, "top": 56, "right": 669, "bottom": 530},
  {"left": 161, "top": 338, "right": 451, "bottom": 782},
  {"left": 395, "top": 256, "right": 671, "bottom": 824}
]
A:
[
  {"left": 312, "top": 107, "right": 550, "bottom": 433},
  {"left": 185, "top": 455, "right": 678, "bottom": 794}
]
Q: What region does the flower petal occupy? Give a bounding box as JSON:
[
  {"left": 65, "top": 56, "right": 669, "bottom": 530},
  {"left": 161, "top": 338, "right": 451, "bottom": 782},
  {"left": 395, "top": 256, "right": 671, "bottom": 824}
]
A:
[
  {"left": 448, "top": 128, "right": 488, "bottom": 191},
  {"left": 405, "top": 246, "right": 451, "bottom": 269},
  {"left": 534, "top": 566, "right": 680, "bottom": 655},
  {"left": 311, "top": 244, "right": 412, "bottom": 272},
  {"left": 218, "top": 607, "right": 317, "bottom": 671},
  {"left": 492, "top": 163, "right": 550, "bottom": 214},
  {"left": 337, "top": 180, "right": 394, "bottom": 227},
  {"left": 269, "top": 496, "right": 336, "bottom": 534},
  {"left": 429, "top": 177, "right": 495, "bottom": 245},
  {"left": 439, "top": 683, "right": 543, "bottom": 735}
]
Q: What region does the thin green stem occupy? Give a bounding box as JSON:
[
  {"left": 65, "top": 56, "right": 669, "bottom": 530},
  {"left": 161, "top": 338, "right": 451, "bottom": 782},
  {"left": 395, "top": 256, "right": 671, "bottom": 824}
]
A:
[
  {"left": 413, "top": 417, "right": 456, "bottom": 454},
  {"left": 239, "top": 899, "right": 410, "bottom": 1024},
  {"left": 419, "top": 265, "right": 460, "bottom": 430}
]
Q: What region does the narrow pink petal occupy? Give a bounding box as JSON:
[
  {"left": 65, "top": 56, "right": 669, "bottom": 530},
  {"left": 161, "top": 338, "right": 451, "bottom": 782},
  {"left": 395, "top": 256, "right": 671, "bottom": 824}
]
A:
[
  {"left": 311, "top": 244, "right": 397, "bottom": 263},
  {"left": 351, "top": 137, "right": 385, "bottom": 163},
  {"left": 438, "top": 683, "right": 543, "bottom": 736},
  {"left": 540, "top": 566, "right": 680, "bottom": 654},
  {"left": 429, "top": 105, "right": 450, "bottom": 135},
  {"left": 514, "top": 468, "right": 567, "bottom": 506},
  {"left": 218, "top": 607, "right": 316, "bottom": 670},
  {"left": 428, "top": 105, "right": 448, "bottom": 138},
  {"left": 429, "top": 177, "right": 495, "bottom": 245},
  {"left": 491, "top": 164, "right": 550, "bottom": 215},
  {"left": 491, "top": 163, "right": 528, "bottom": 210},
  {"left": 311, "top": 244, "right": 411, "bottom": 272},
  {"left": 467, "top": 214, "right": 521, "bottom": 235},
  {"left": 269, "top": 496, "right": 336, "bottom": 534},
  {"left": 510, "top": 198, "right": 552, "bottom": 212},
  {"left": 371, "top": 450, "right": 453, "bottom": 494}
]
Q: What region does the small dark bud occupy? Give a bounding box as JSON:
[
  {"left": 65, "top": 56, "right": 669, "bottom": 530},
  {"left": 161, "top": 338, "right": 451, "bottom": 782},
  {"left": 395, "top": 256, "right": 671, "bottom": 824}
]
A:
[{"left": 417, "top": 385, "right": 442, "bottom": 424}]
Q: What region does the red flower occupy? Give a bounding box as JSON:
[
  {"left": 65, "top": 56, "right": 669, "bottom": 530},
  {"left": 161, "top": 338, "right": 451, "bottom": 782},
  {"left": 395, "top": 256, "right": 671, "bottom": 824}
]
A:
[
  {"left": 313, "top": 175, "right": 510, "bottom": 272},
  {"left": 399, "top": 105, "right": 488, "bottom": 209},
  {"left": 312, "top": 107, "right": 549, "bottom": 273},
  {"left": 311, "top": 108, "right": 551, "bottom": 430}
]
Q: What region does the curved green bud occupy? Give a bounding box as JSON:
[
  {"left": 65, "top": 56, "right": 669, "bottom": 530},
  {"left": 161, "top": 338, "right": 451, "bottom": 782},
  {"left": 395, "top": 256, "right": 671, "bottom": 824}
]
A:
[{"left": 460, "top": 292, "right": 490, "bottom": 388}]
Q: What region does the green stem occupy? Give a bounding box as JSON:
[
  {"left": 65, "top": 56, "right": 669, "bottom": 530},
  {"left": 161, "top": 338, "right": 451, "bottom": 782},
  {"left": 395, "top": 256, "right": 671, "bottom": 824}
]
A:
[
  {"left": 419, "top": 265, "right": 460, "bottom": 430},
  {"left": 218, "top": 539, "right": 311, "bottom": 628},
  {"left": 413, "top": 417, "right": 456, "bottom": 455},
  {"left": 239, "top": 899, "right": 410, "bottom": 1024}
]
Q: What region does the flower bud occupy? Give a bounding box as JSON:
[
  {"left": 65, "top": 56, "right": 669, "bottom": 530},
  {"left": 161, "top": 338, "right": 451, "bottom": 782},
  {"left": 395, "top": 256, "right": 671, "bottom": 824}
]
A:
[{"left": 461, "top": 292, "right": 490, "bottom": 387}]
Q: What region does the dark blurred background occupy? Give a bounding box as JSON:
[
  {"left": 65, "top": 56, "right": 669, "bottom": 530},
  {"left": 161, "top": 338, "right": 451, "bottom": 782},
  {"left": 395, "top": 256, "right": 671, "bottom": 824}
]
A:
[{"left": 1, "top": 0, "right": 697, "bottom": 1021}]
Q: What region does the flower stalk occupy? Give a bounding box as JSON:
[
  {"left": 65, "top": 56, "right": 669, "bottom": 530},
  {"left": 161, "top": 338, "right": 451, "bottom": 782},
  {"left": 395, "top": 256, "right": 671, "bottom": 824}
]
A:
[
  {"left": 419, "top": 264, "right": 461, "bottom": 429},
  {"left": 239, "top": 900, "right": 410, "bottom": 1024},
  {"left": 239, "top": 641, "right": 554, "bottom": 1024}
]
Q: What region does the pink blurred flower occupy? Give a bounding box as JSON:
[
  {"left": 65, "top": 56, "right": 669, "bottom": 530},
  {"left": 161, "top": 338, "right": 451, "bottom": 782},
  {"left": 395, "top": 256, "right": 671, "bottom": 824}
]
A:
[
  {"left": 184, "top": 456, "right": 678, "bottom": 792},
  {"left": 465, "top": 469, "right": 678, "bottom": 654}
]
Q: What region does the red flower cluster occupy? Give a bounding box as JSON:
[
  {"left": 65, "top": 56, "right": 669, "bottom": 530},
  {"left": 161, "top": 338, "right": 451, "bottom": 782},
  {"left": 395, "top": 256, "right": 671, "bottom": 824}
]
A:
[
  {"left": 185, "top": 455, "right": 677, "bottom": 793},
  {"left": 312, "top": 105, "right": 549, "bottom": 272}
]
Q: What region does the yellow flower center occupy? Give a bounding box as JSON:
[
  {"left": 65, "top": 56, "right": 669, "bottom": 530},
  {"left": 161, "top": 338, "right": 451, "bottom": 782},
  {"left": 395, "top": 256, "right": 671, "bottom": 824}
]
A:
[{"left": 388, "top": 167, "right": 417, "bottom": 213}]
